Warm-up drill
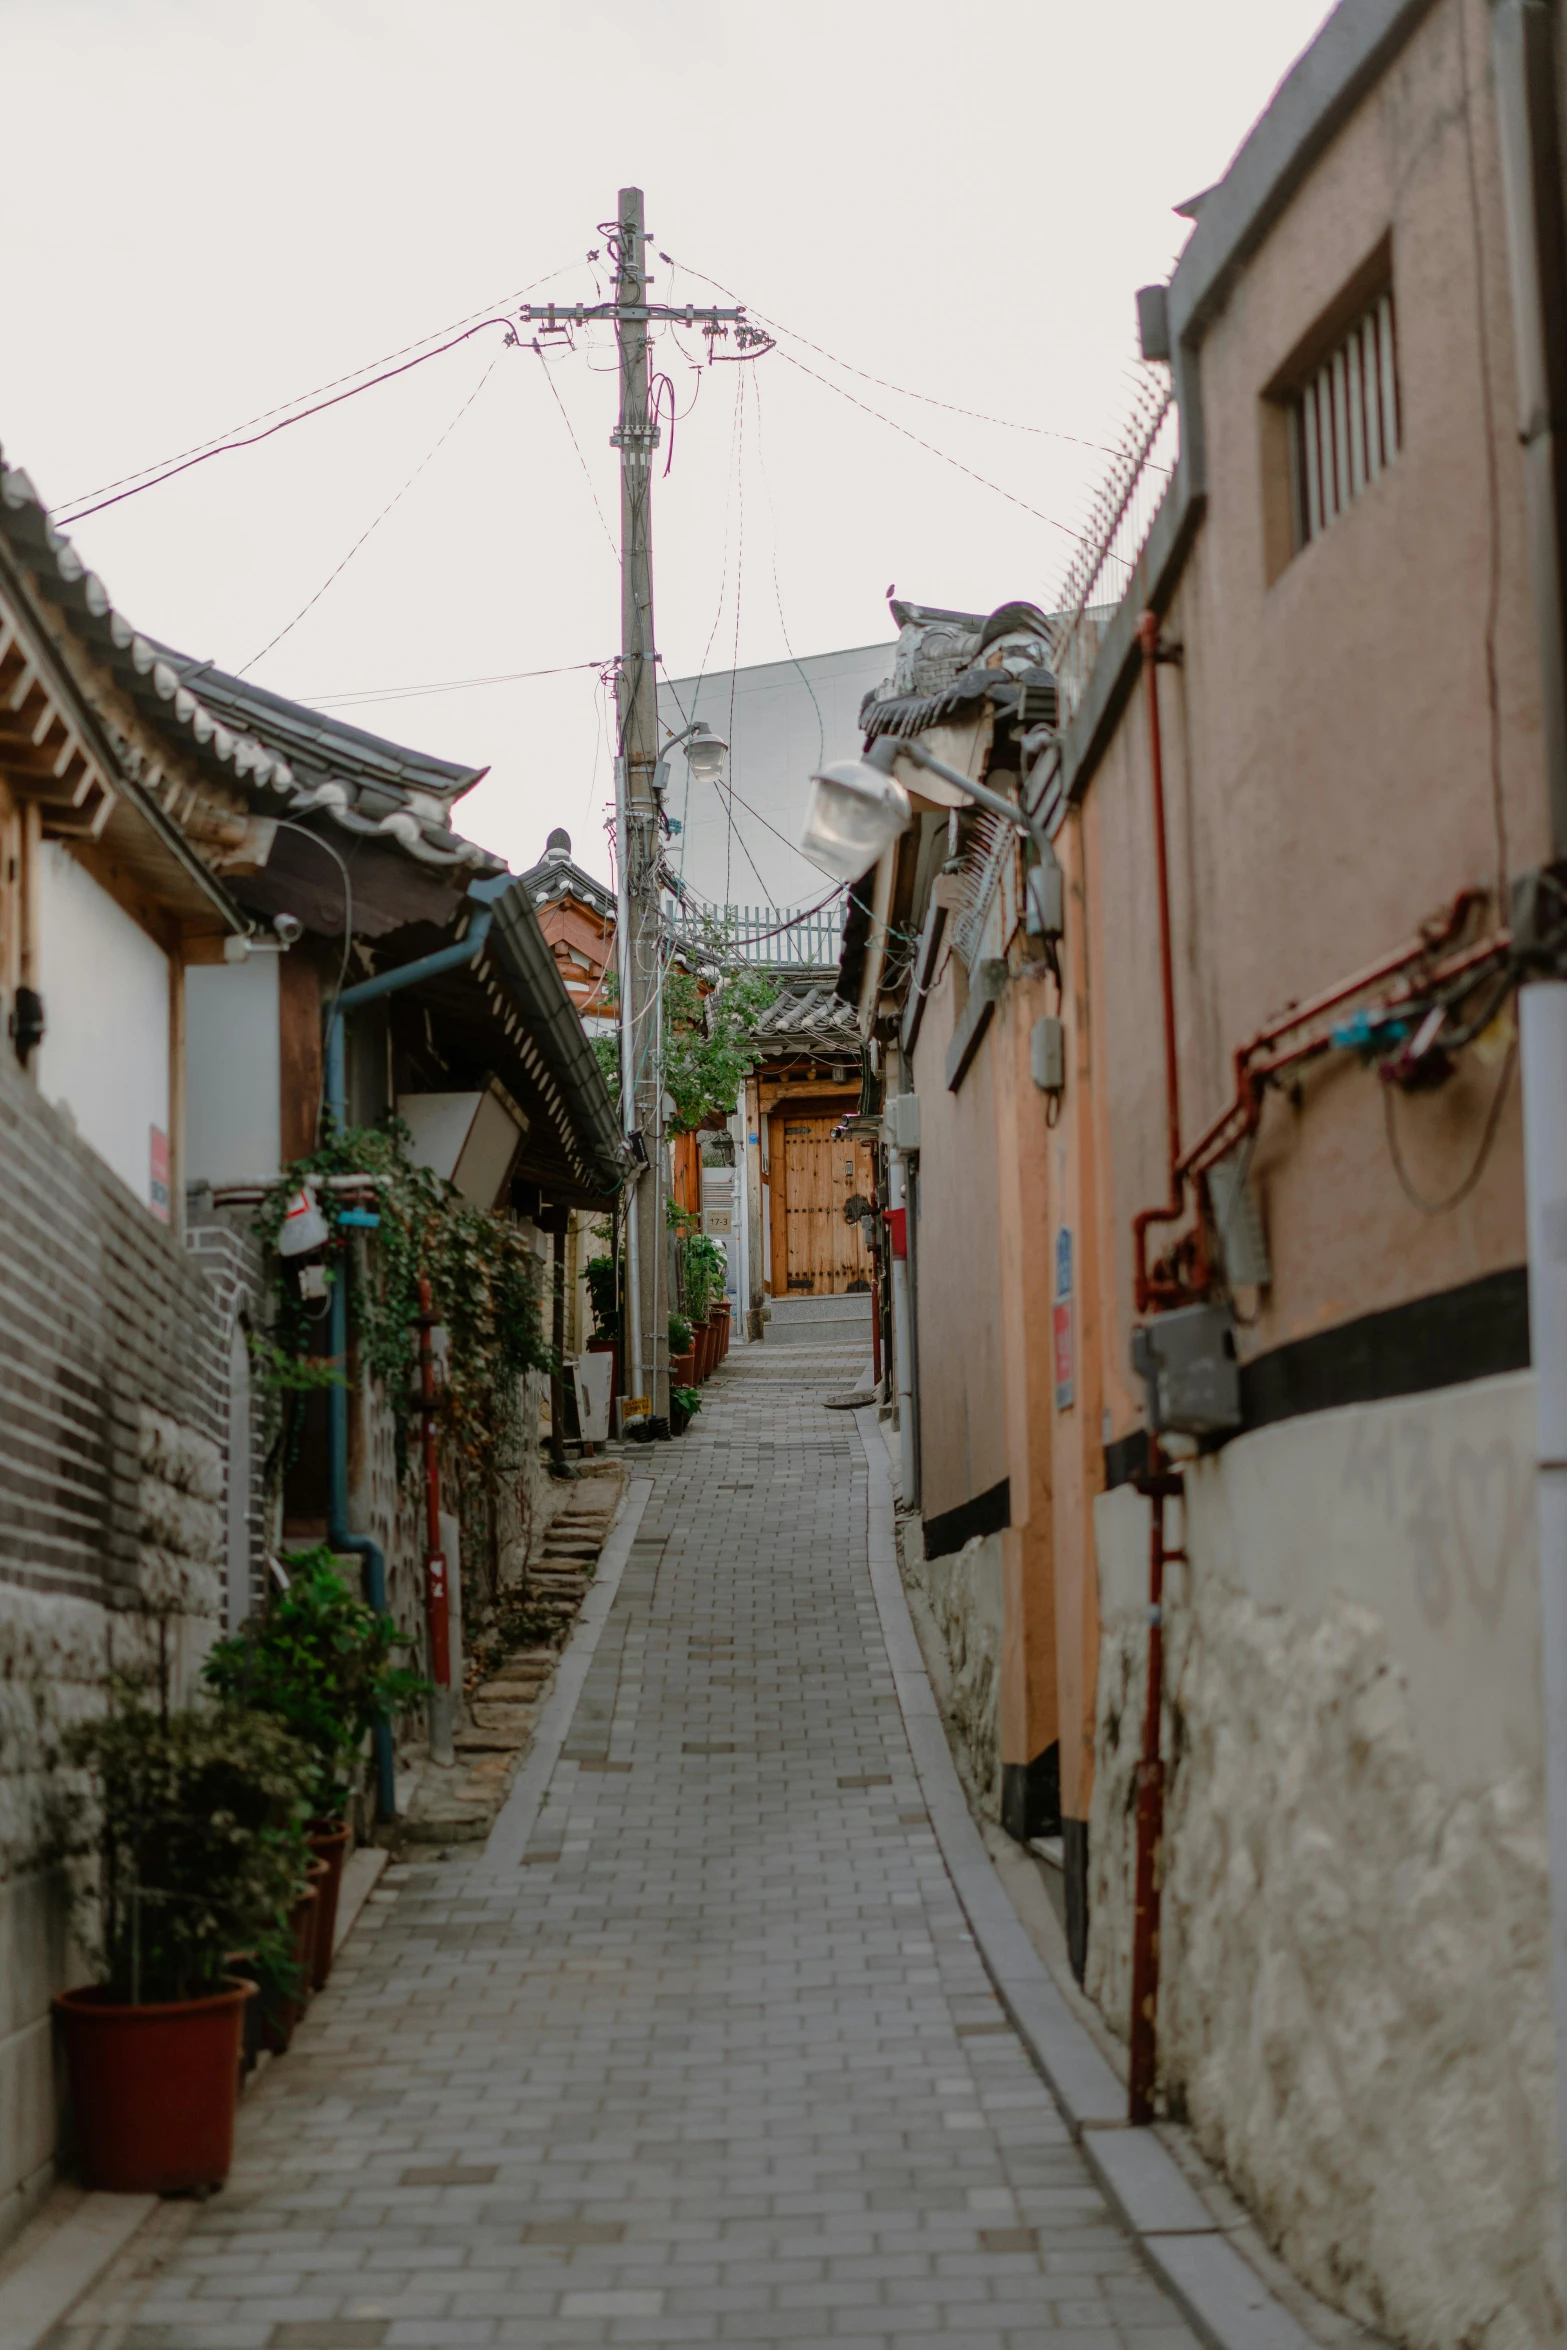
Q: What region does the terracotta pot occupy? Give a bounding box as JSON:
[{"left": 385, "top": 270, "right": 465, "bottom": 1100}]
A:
[
  {"left": 671, "top": 1348, "right": 697, "bottom": 1387},
  {"left": 695, "top": 1318, "right": 715, "bottom": 1380},
  {"left": 54, "top": 1978, "right": 255, "bottom": 2193},
  {"left": 258, "top": 1866, "right": 324, "bottom": 2054},
  {"left": 714, "top": 1304, "right": 731, "bottom": 1359},
  {"left": 305, "top": 1818, "right": 351, "bottom": 1990}
]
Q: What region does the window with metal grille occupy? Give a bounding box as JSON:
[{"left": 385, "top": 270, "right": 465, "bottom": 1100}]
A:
[{"left": 1288, "top": 287, "right": 1400, "bottom": 548}]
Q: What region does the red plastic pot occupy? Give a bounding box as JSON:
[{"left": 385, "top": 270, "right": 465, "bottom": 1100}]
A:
[
  {"left": 306, "top": 1818, "right": 351, "bottom": 1990},
  {"left": 671, "top": 1348, "right": 697, "bottom": 1388},
  {"left": 258, "top": 1866, "right": 324, "bottom": 2054},
  {"left": 54, "top": 1979, "right": 255, "bottom": 2193},
  {"left": 695, "top": 1319, "right": 715, "bottom": 1380}
]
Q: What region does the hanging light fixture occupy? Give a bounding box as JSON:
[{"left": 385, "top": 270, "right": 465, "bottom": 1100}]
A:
[
  {"left": 800, "top": 740, "right": 912, "bottom": 881},
  {"left": 684, "top": 725, "right": 728, "bottom": 784}
]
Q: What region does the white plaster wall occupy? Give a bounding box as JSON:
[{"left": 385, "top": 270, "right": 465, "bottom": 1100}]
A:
[
  {"left": 1087, "top": 1372, "right": 1559, "bottom": 2350},
  {"left": 908, "top": 1529, "right": 1004, "bottom": 1816},
  {"left": 186, "top": 957, "right": 281, "bottom": 1187},
  {"left": 34, "top": 844, "right": 169, "bottom": 1210}
]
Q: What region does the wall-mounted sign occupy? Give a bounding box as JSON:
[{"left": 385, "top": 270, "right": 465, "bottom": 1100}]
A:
[
  {"left": 150, "top": 1127, "right": 170, "bottom": 1222},
  {"left": 1053, "top": 1225, "right": 1074, "bottom": 1409},
  {"left": 1053, "top": 1300, "right": 1074, "bottom": 1411}
]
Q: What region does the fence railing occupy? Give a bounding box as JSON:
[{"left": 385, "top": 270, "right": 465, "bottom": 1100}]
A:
[
  {"left": 674, "top": 901, "right": 844, "bottom": 967},
  {"left": 1049, "top": 370, "right": 1179, "bottom": 727}
]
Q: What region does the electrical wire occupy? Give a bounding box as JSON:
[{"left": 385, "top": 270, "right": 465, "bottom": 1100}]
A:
[
  {"left": 773, "top": 348, "right": 1089, "bottom": 542},
  {"left": 1382, "top": 1039, "right": 1516, "bottom": 1214},
  {"left": 724, "top": 371, "right": 749, "bottom": 904},
  {"left": 751, "top": 368, "right": 824, "bottom": 772},
  {"left": 238, "top": 348, "right": 505, "bottom": 676},
  {"left": 533, "top": 341, "right": 619, "bottom": 559},
  {"left": 658, "top": 251, "right": 1118, "bottom": 452},
  {"left": 267, "top": 819, "right": 354, "bottom": 1148},
  {"left": 56, "top": 264, "right": 580, "bottom": 519},
  {"left": 303, "top": 658, "right": 607, "bottom": 710}
]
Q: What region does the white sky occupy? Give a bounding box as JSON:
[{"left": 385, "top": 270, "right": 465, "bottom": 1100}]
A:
[{"left": 4, "top": 0, "right": 1332, "bottom": 892}]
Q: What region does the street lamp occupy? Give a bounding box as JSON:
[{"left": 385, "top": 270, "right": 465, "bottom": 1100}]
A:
[
  {"left": 801, "top": 733, "right": 1063, "bottom": 936},
  {"left": 656, "top": 719, "right": 728, "bottom": 793}
]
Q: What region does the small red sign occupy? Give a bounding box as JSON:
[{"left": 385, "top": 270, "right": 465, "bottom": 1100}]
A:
[
  {"left": 1052, "top": 1299, "right": 1074, "bottom": 1410},
  {"left": 882, "top": 1206, "right": 907, "bottom": 1260},
  {"left": 149, "top": 1126, "right": 170, "bottom": 1222}
]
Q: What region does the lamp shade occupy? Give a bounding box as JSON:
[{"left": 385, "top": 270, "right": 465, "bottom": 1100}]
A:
[
  {"left": 685, "top": 731, "right": 728, "bottom": 784},
  {"left": 800, "top": 758, "right": 912, "bottom": 882}
]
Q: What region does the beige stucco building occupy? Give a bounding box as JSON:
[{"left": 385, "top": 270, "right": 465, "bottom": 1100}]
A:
[{"left": 843, "top": 3, "right": 1566, "bottom": 2340}]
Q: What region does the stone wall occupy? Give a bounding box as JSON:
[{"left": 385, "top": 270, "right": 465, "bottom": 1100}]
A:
[
  {"left": 1087, "top": 1372, "right": 1560, "bottom": 2350},
  {"left": 0, "top": 1055, "right": 263, "bottom": 2246},
  {"left": 905, "top": 1527, "right": 1004, "bottom": 1818}
]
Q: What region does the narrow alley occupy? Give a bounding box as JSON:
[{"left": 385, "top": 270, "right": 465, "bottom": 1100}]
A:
[{"left": 64, "top": 1334, "right": 1196, "bottom": 2350}]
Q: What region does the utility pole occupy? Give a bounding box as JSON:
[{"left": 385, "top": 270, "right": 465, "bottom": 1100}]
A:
[
  {"left": 522, "top": 193, "right": 746, "bottom": 1431},
  {"left": 613, "top": 185, "right": 666, "bottom": 1427}
]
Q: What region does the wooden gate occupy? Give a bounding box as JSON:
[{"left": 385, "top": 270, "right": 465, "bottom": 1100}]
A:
[{"left": 773, "top": 1114, "right": 874, "bottom": 1294}]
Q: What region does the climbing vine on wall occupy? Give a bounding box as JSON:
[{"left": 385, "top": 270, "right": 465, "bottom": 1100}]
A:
[{"left": 256, "top": 1120, "right": 550, "bottom": 1488}]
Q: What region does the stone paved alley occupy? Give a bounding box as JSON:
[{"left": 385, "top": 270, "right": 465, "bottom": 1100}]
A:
[{"left": 65, "top": 1342, "right": 1198, "bottom": 2350}]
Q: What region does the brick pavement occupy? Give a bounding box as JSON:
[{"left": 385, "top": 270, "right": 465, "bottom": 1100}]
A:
[{"left": 67, "top": 1343, "right": 1199, "bottom": 2350}]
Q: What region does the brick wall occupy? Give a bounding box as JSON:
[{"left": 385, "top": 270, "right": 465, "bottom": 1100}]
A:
[{"left": 0, "top": 1052, "right": 266, "bottom": 2245}]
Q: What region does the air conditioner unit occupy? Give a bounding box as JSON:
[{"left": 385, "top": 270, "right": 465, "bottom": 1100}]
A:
[{"left": 884, "top": 1094, "right": 920, "bottom": 1154}]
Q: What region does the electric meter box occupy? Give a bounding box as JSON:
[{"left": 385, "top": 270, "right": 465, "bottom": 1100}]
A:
[
  {"left": 1131, "top": 1304, "right": 1242, "bottom": 1437},
  {"left": 885, "top": 1094, "right": 920, "bottom": 1154}
]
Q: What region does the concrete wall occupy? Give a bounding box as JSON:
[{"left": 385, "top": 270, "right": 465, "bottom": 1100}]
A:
[
  {"left": 905, "top": 1529, "right": 1004, "bottom": 1817},
  {"left": 1087, "top": 1368, "right": 1558, "bottom": 2349},
  {"left": 186, "top": 956, "right": 282, "bottom": 1188},
  {"left": 909, "top": 957, "right": 1008, "bottom": 1529},
  {"left": 1055, "top": 6, "right": 1560, "bottom": 2333},
  {"left": 0, "top": 1050, "right": 263, "bottom": 2246},
  {"left": 34, "top": 843, "right": 171, "bottom": 1214}
]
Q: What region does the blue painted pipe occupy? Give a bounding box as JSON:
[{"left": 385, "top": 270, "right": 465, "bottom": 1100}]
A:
[{"left": 322, "top": 885, "right": 501, "bottom": 1823}]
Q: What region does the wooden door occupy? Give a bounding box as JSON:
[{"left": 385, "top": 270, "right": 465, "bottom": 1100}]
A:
[{"left": 778, "top": 1116, "right": 875, "bottom": 1293}]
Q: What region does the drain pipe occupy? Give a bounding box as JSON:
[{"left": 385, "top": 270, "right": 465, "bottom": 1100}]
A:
[
  {"left": 324, "top": 878, "right": 502, "bottom": 1820},
  {"left": 1132, "top": 610, "right": 1192, "bottom": 1313},
  {"left": 1489, "top": 0, "right": 1567, "bottom": 2269}
]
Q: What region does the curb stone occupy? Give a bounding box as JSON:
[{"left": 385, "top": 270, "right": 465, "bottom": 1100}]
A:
[{"left": 851, "top": 1403, "right": 1316, "bottom": 2350}]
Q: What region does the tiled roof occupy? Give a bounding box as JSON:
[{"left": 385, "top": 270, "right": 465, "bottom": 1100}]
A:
[
  {"left": 0, "top": 454, "right": 494, "bottom": 873},
  {"left": 753, "top": 978, "right": 862, "bottom": 1056}
]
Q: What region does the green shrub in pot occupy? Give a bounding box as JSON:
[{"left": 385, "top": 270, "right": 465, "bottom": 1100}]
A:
[
  {"left": 203, "top": 1546, "right": 427, "bottom": 1822},
  {"left": 64, "top": 1691, "right": 314, "bottom": 2005},
  {"left": 668, "top": 1313, "right": 693, "bottom": 1358}
]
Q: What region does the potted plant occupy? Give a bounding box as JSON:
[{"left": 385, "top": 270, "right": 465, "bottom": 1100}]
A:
[
  {"left": 204, "top": 1548, "right": 425, "bottom": 1989},
  {"left": 670, "top": 1383, "right": 701, "bottom": 1437},
  {"left": 668, "top": 1312, "right": 697, "bottom": 1389},
  {"left": 56, "top": 1690, "right": 313, "bottom": 2193},
  {"left": 584, "top": 1253, "right": 621, "bottom": 1401}
]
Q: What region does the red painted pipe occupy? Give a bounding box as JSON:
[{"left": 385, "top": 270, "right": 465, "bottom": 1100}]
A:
[
  {"left": 1132, "top": 613, "right": 1190, "bottom": 1314},
  {"left": 1128, "top": 1453, "right": 1182, "bottom": 2124},
  {"left": 417, "top": 1275, "right": 451, "bottom": 1693}
]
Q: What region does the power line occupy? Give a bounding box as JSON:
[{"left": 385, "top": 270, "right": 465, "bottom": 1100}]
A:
[
  {"left": 55, "top": 264, "right": 579, "bottom": 520},
  {"left": 532, "top": 342, "right": 619, "bottom": 559},
  {"left": 774, "top": 348, "right": 1088, "bottom": 542},
  {"left": 303, "top": 658, "right": 607, "bottom": 709},
  {"left": 752, "top": 368, "right": 824, "bottom": 772},
  {"left": 238, "top": 350, "right": 505, "bottom": 677},
  {"left": 59, "top": 318, "right": 523, "bottom": 528},
  {"left": 659, "top": 250, "right": 1117, "bottom": 455}
]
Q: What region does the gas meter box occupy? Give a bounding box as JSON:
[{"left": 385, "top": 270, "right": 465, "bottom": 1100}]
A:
[{"left": 1131, "top": 1305, "right": 1242, "bottom": 1437}]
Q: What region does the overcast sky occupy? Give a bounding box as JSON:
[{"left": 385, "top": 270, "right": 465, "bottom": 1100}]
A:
[{"left": 5, "top": 0, "right": 1331, "bottom": 892}]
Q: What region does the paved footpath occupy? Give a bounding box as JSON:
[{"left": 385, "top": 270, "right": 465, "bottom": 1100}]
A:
[{"left": 75, "top": 1343, "right": 1199, "bottom": 2350}]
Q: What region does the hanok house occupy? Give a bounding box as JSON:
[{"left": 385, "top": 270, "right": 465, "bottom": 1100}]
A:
[
  {"left": 0, "top": 447, "right": 625, "bottom": 2241},
  {"left": 744, "top": 977, "right": 874, "bottom": 1303},
  {"left": 518, "top": 824, "right": 620, "bottom": 1354},
  {"left": 0, "top": 452, "right": 270, "bottom": 2246},
  {"left": 520, "top": 824, "right": 617, "bottom": 1037},
  {"left": 152, "top": 661, "right": 628, "bottom": 1615}
]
